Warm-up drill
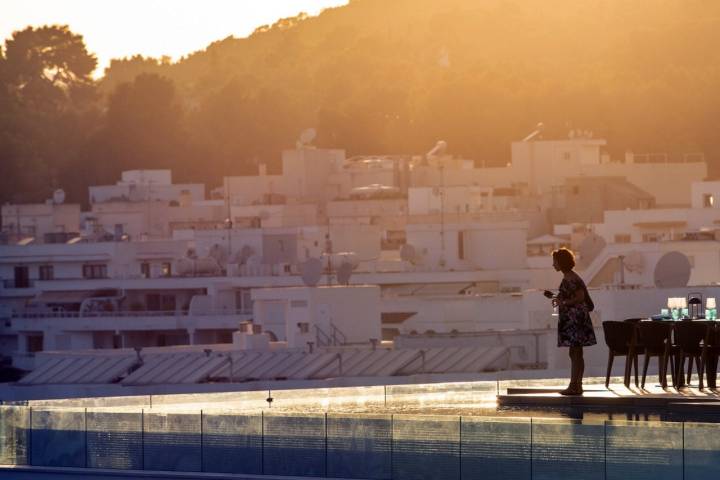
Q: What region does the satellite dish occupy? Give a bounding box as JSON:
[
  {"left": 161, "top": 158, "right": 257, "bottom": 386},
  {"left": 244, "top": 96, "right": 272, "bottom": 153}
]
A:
[
  {"left": 577, "top": 234, "right": 606, "bottom": 268},
  {"left": 298, "top": 128, "right": 317, "bottom": 147},
  {"left": 400, "top": 244, "right": 418, "bottom": 264},
  {"left": 300, "top": 258, "right": 323, "bottom": 287},
  {"left": 624, "top": 251, "right": 645, "bottom": 274},
  {"left": 337, "top": 262, "right": 353, "bottom": 285},
  {"left": 52, "top": 189, "right": 66, "bottom": 204},
  {"left": 654, "top": 251, "right": 691, "bottom": 288}
]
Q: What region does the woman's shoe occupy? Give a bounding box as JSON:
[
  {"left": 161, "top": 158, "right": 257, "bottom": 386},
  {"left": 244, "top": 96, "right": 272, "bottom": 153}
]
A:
[{"left": 559, "top": 385, "right": 583, "bottom": 396}]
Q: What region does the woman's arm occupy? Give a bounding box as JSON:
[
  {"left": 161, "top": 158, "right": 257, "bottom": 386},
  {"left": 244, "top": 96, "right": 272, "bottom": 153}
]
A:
[{"left": 559, "top": 281, "right": 585, "bottom": 307}]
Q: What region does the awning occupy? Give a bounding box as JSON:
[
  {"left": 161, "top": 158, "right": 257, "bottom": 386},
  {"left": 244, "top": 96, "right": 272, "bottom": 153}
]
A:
[
  {"left": 32, "top": 290, "right": 95, "bottom": 304},
  {"left": 527, "top": 234, "right": 568, "bottom": 245},
  {"left": 632, "top": 221, "right": 686, "bottom": 229}
]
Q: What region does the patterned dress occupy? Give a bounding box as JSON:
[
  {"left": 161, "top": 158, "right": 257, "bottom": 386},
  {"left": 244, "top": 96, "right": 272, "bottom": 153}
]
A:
[{"left": 557, "top": 273, "right": 597, "bottom": 347}]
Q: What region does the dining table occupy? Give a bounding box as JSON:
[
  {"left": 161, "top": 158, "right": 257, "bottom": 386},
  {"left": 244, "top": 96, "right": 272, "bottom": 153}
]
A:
[{"left": 628, "top": 316, "right": 718, "bottom": 389}]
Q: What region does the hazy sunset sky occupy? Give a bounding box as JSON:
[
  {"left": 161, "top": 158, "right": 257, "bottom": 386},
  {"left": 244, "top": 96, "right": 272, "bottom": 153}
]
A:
[{"left": 1, "top": 0, "right": 348, "bottom": 76}]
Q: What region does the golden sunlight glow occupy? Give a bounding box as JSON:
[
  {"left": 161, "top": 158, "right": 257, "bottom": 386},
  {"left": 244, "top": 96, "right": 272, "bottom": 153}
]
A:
[{"left": 1, "top": 0, "right": 348, "bottom": 76}]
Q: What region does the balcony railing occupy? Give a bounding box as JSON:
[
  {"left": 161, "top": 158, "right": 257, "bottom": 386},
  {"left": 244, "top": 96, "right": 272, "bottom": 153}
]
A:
[
  {"left": 12, "top": 309, "right": 249, "bottom": 319},
  {"left": 2, "top": 279, "right": 35, "bottom": 289}
]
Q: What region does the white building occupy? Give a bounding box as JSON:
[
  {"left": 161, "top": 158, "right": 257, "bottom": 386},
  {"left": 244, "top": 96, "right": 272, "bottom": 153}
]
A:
[
  {"left": 1, "top": 136, "right": 717, "bottom": 385},
  {"left": 89, "top": 170, "right": 204, "bottom": 205},
  {"left": 1, "top": 200, "right": 81, "bottom": 244}
]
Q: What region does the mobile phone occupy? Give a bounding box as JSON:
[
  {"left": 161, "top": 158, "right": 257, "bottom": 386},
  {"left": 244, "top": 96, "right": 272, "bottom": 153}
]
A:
[{"left": 543, "top": 290, "right": 554, "bottom": 299}]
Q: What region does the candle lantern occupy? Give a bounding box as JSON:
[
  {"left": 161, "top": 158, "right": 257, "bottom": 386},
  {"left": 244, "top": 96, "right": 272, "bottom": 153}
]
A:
[
  {"left": 679, "top": 297, "right": 688, "bottom": 319},
  {"left": 707, "top": 297, "right": 717, "bottom": 320},
  {"left": 687, "top": 293, "right": 703, "bottom": 319}
]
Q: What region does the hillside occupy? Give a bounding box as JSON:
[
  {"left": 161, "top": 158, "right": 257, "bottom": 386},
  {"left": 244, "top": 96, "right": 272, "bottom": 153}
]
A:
[{"left": 2, "top": 0, "right": 720, "bottom": 204}]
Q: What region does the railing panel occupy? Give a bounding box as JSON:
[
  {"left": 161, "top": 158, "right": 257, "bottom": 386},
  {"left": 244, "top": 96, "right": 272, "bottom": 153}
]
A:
[
  {"left": 327, "top": 414, "right": 392, "bottom": 480},
  {"left": 393, "top": 415, "right": 460, "bottom": 480},
  {"left": 532, "top": 418, "right": 604, "bottom": 480},
  {"left": 263, "top": 413, "right": 326, "bottom": 477},
  {"left": 0, "top": 406, "right": 29, "bottom": 466},
  {"left": 143, "top": 411, "right": 201, "bottom": 472},
  {"left": 684, "top": 422, "right": 720, "bottom": 479},
  {"left": 605, "top": 420, "right": 683, "bottom": 480},
  {"left": 86, "top": 410, "right": 142, "bottom": 470},
  {"left": 460, "top": 416, "right": 530, "bottom": 480},
  {"left": 30, "top": 408, "right": 85, "bottom": 468},
  {"left": 201, "top": 412, "right": 262, "bottom": 474}
]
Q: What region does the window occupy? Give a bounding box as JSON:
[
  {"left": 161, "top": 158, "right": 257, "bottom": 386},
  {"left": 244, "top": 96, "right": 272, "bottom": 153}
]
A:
[
  {"left": 83, "top": 264, "right": 107, "bottom": 279},
  {"left": 458, "top": 231, "right": 465, "bottom": 260},
  {"left": 642, "top": 233, "right": 659, "bottom": 242},
  {"left": 614, "top": 234, "right": 631, "bottom": 244},
  {"left": 146, "top": 294, "right": 176, "bottom": 312},
  {"left": 704, "top": 194, "right": 714, "bottom": 208},
  {"left": 27, "top": 334, "right": 43, "bottom": 353},
  {"left": 38, "top": 265, "right": 54, "bottom": 281},
  {"left": 141, "top": 262, "right": 150, "bottom": 278},
  {"left": 236, "top": 289, "right": 254, "bottom": 314},
  {"left": 161, "top": 262, "right": 172, "bottom": 277},
  {"left": 13, "top": 266, "right": 30, "bottom": 288}
]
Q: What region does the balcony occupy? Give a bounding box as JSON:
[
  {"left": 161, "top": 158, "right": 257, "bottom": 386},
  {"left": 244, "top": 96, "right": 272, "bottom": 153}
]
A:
[
  {"left": 2, "top": 279, "right": 35, "bottom": 289},
  {"left": 11, "top": 309, "right": 251, "bottom": 332}
]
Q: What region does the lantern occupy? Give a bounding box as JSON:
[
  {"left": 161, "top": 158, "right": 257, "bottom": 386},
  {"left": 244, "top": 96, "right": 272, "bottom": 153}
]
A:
[{"left": 687, "top": 294, "right": 703, "bottom": 319}]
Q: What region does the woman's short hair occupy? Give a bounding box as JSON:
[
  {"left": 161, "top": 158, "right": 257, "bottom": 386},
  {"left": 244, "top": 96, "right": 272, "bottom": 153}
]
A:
[{"left": 552, "top": 248, "right": 576, "bottom": 271}]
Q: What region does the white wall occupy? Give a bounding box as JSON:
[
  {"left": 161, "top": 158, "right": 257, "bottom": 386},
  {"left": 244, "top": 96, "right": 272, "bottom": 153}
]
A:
[
  {"left": 406, "top": 222, "right": 528, "bottom": 270},
  {"left": 120, "top": 170, "right": 172, "bottom": 185},
  {"left": 252, "top": 286, "right": 381, "bottom": 347},
  {"left": 691, "top": 181, "right": 720, "bottom": 209},
  {"left": 1, "top": 203, "right": 81, "bottom": 238},
  {"left": 596, "top": 208, "right": 720, "bottom": 243}
]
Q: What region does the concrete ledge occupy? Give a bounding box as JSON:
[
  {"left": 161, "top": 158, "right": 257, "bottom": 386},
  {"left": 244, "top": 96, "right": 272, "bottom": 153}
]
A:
[{"left": 0, "top": 465, "right": 346, "bottom": 480}]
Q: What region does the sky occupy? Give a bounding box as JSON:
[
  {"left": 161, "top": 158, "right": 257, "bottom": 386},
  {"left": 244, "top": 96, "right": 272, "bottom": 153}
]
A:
[{"left": 1, "top": 0, "right": 349, "bottom": 77}]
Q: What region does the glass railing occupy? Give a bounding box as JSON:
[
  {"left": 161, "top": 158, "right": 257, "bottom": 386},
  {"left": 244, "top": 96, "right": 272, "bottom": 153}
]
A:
[{"left": 2, "top": 405, "right": 718, "bottom": 478}]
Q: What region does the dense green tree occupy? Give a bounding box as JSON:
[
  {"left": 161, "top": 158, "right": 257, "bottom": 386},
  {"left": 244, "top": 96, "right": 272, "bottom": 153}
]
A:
[
  {"left": 0, "top": 25, "right": 98, "bottom": 205},
  {"left": 4, "top": 25, "right": 96, "bottom": 110},
  {"left": 94, "top": 74, "right": 190, "bottom": 179}
]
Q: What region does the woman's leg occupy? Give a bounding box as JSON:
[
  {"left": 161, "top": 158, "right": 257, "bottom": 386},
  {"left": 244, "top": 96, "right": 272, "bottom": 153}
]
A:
[
  {"left": 568, "top": 347, "right": 576, "bottom": 385},
  {"left": 569, "top": 346, "right": 584, "bottom": 389},
  {"left": 575, "top": 347, "right": 585, "bottom": 387},
  {"left": 561, "top": 347, "right": 578, "bottom": 394}
]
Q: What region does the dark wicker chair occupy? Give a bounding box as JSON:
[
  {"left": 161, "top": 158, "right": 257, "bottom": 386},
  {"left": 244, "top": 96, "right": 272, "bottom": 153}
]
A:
[
  {"left": 623, "top": 318, "right": 645, "bottom": 324},
  {"left": 673, "top": 320, "right": 711, "bottom": 388},
  {"left": 602, "top": 321, "right": 639, "bottom": 388},
  {"left": 636, "top": 321, "right": 674, "bottom": 388},
  {"left": 700, "top": 323, "right": 720, "bottom": 390}
]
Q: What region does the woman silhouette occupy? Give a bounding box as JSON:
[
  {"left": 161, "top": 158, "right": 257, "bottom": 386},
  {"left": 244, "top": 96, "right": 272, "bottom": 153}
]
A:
[{"left": 551, "top": 248, "right": 596, "bottom": 395}]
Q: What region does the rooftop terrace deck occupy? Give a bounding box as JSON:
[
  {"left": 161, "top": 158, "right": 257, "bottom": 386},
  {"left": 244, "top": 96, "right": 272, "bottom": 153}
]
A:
[{"left": 2, "top": 376, "right": 720, "bottom": 479}]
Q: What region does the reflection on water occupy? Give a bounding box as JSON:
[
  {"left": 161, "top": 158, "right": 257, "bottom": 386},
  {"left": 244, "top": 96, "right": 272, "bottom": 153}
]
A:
[{"left": 17, "top": 375, "right": 720, "bottom": 424}]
